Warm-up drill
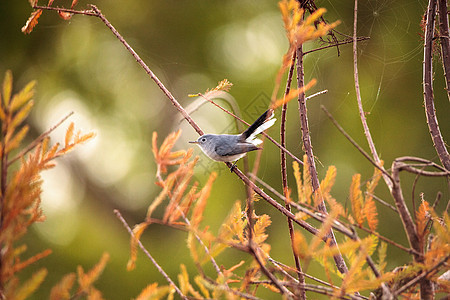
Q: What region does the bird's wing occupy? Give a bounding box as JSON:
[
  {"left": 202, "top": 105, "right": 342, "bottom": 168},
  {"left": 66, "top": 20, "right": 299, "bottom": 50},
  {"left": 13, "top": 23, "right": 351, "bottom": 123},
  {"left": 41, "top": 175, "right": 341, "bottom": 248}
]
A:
[{"left": 215, "top": 142, "right": 260, "bottom": 156}]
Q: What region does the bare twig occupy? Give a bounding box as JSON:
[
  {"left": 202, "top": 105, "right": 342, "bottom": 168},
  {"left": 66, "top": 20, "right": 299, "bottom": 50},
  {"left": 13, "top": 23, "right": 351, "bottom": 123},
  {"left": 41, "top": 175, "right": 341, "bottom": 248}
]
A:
[
  {"left": 279, "top": 51, "right": 306, "bottom": 299},
  {"left": 391, "top": 159, "right": 421, "bottom": 259},
  {"left": 393, "top": 255, "right": 450, "bottom": 296},
  {"left": 8, "top": 112, "right": 74, "bottom": 166},
  {"left": 303, "top": 36, "right": 369, "bottom": 56},
  {"left": 33, "top": 5, "right": 97, "bottom": 16},
  {"left": 249, "top": 173, "right": 356, "bottom": 238},
  {"left": 114, "top": 210, "right": 188, "bottom": 300},
  {"left": 200, "top": 276, "right": 262, "bottom": 300},
  {"left": 353, "top": 0, "right": 393, "bottom": 192},
  {"left": 366, "top": 192, "right": 398, "bottom": 213},
  {"left": 305, "top": 89, "right": 328, "bottom": 100},
  {"left": 230, "top": 163, "right": 320, "bottom": 236},
  {"left": 176, "top": 207, "right": 225, "bottom": 282},
  {"left": 248, "top": 242, "right": 294, "bottom": 299},
  {"left": 88, "top": 5, "right": 204, "bottom": 136},
  {"left": 438, "top": 0, "right": 450, "bottom": 101},
  {"left": 321, "top": 105, "right": 393, "bottom": 181},
  {"left": 423, "top": 0, "right": 450, "bottom": 171},
  {"left": 250, "top": 280, "right": 366, "bottom": 300},
  {"left": 268, "top": 257, "right": 341, "bottom": 291},
  {"left": 358, "top": 225, "right": 420, "bottom": 256},
  {"left": 296, "top": 45, "right": 349, "bottom": 275}
]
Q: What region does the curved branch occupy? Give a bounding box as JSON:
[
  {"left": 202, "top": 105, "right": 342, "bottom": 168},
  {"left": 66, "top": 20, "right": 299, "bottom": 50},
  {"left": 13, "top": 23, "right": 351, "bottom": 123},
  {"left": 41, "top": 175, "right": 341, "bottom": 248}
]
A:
[
  {"left": 296, "top": 46, "right": 349, "bottom": 275},
  {"left": 423, "top": 0, "right": 450, "bottom": 171},
  {"left": 353, "top": 0, "right": 393, "bottom": 191},
  {"left": 280, "top": 51, "right": 306, "bottom": 299},
  {"left": 438, "top": 0, "right": 450, "bottom": 101}
]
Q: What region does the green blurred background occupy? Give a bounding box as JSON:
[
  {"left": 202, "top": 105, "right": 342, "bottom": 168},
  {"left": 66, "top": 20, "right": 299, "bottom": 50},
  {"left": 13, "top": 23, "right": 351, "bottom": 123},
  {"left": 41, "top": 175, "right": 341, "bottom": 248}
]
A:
[{"left": 1, "top": 0, "right": 448, "bottom": 298}]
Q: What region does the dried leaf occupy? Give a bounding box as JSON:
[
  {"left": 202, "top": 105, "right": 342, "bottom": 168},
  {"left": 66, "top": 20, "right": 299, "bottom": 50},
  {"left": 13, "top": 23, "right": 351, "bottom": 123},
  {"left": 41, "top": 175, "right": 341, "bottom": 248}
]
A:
[
  {"left": 75, "top": 132, "right": 95, "bottom": 144},
  {"left": 86, "top": 288, "right": 104, "bottom": 300},
  {"left": 135, "top": 283, "right": 173, "bottom": 300},
  {"left": 292, "top": 161, "right": 304, "bottom": 202},
  {"left": 78, "top": 252, "right": 109, "bottom": 291},
  {"left": 22, "top": 9, "right": 43, "bottom": 34},
  {"left": 191, "top": 172, "right": 217, "bottom": 228},
  {"left": 194, "top": 276, "right": 210, "bottom": 299},
  {"left": 10, "top": 100, "right": 34, "bottom": 130},
  {"left": 273, "top": 0, "right": 339, "bottom": 99},
  {"left": 293, "top": 230, "right": 308, "bottom": 259},
  {"left": 164, "top": 164, "right": 195, "bottom": 223},
  {"left": 363, "top": 197, "right": 378, "bottom": 231},
  {"left": 302, "top": 155, "right": 312, "bottom": 205},
  {"left": 2, "top": 69, "right": 13, "bottom": 106},
  {"left": 65, "top": 122, "right": 74, "bottom": 147},
  {"left": 50, "top": 273, "right": 76, "bottom": 300},
  {"left": 15, "top": 268, "right": 47, "bottom": 300},
  {"left": 201, "top": 79, "right": 233, "bottom": 99},
  {"left": 11, "top": 248, "right": 52, "bottom": 276},
  {"left": 271, "top": 79, "right": 317, "bottom": 109},
  {"left": 366, "top": 164, "right": 382, "bottom": 195},
  {"left": 146, "top": 176, "right": 174, "bottom": 221},
  {"left": 320, "top": 165, "right": 336, "bottom": 196},
  {"left": 253, "top": 214, "right": 271, "bottom": 246},
  {"left": 5, "top": 125, "right": 29, "bottom": 154},
  {"left": 71, "top": 0, "right": 79, "bottom": 8},
  {"left": 377, "top": 242, "right": 387, "bottom": 274},
  {"left": 416, "top": 199, "right": 430, "bottom": 248},
  {"left": 58, "top": 12, "right": 73, "bottom": 21},
  {"left": 350, "top": 174, "right": 364, "bottom": 226},
  {"left": 127, "top": 223, "right": 148, "bottom": 271},
  {"left": 178, "top": 264, "right": 189, "bottom": 294},
  {"left": 10, "top": 80, "right": 36, "bottom": 112}
]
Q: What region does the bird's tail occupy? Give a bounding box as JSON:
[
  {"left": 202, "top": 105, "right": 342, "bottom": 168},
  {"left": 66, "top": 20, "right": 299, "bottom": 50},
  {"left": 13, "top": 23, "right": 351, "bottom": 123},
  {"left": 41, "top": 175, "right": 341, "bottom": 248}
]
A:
[{"left": 241, "top": 109, "right": 276, "bottom": 145}]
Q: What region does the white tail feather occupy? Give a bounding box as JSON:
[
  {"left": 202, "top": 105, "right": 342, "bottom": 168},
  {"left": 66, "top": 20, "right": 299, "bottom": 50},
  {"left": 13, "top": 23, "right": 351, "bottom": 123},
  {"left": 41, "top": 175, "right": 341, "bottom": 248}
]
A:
[{"left": 246, "top": 116, "right": 276, "bottom": 143}]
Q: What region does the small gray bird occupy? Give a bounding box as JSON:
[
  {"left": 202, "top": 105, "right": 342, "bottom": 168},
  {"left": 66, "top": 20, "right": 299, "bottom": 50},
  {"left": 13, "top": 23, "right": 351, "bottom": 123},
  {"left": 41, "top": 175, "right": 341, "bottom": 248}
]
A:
[{"left": 189, "top": 109, "right": 276, "bottom": 166}]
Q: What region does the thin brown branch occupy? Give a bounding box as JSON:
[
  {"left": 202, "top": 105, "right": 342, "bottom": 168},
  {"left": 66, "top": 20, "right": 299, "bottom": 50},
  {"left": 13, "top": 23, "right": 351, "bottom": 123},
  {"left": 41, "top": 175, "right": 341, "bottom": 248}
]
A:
[
  {"left": 250, "top": 280, "right": 365, "bottom": 300},
  {"left": 432, "top": 194, "right": 443, "bottom": 213},
  {"left": 248, "top": 242, "right": 294, "bottom": 299},
  {"left": 8, "top": 112, "right": 74, "bottom": 166},
  {"left": 353, "top": 0, "right": 393, "bottom": 192},
  {"left": 438, "top": 0, "right": 450, "bottom": 101},
  {"left": 394, "top": 156, "right": 450, "bottom": 177},
  {"left": 113, "top": 210, "right": 188, "bottom": 300},
  {"left": 249, "top": 173, "right": 356, "bottom": 238},
  {"left": 320, "top": 105, "right": 393, "bottom": 182},
  {"left": 33, "top": 5, "right": 98, "bottom": 16},
  {"left": 201, "top": 276, "right": 262, "bottom": 300},
  {"left": 88, "top": 5, "right": 204, "bottom": 136},
  {"left": 366, "top": 192, "right": 398, "bottom": 213},
  {"left": 303, "top": 36, "right": 369, "bottom": 56},
  {"left": 391, "top": 159, "right": 421, "bottom": 260},
  {"left": 280, "top": 51, "right": 306, "bottom": 299},
  {"left": 393, "top": 255, "right": 450, "bottom": 296},
  {"left": 176, "top": 207, "right": 225, "bottom": 283},
  {"left": 229, "top": 163, "right": 320, "bottom": 236},
  {"left": 296, "top": 46, "right": 349, "bottom": 275},
  {"left": 423, "top": 0, "right": 450, "bottom": 171},
  {"left": 268, "top": 257, "right": 341, "bottom": 291},
  {"left": 358, "top": 225, "right": 420, "bottom": 256}
]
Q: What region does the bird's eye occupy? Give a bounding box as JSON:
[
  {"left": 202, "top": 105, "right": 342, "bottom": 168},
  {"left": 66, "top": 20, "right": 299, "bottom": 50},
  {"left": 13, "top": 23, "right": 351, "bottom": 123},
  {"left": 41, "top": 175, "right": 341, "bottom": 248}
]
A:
[{"left": 201, "top": 138, "right": 207, "bottom": 142}]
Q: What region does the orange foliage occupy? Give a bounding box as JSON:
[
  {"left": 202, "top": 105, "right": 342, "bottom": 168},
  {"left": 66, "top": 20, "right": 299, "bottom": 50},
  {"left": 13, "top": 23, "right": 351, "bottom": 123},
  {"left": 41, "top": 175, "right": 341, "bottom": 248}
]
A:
[{"left": 0, "top": 70, "right": 96, "bottom": 299}]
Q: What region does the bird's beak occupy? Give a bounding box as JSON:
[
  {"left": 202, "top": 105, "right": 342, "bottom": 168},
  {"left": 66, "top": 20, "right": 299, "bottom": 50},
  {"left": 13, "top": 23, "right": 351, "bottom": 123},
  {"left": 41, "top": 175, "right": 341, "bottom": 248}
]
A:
[{"left": 189, "top": 141, "right": 198, "bottom": 144}]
